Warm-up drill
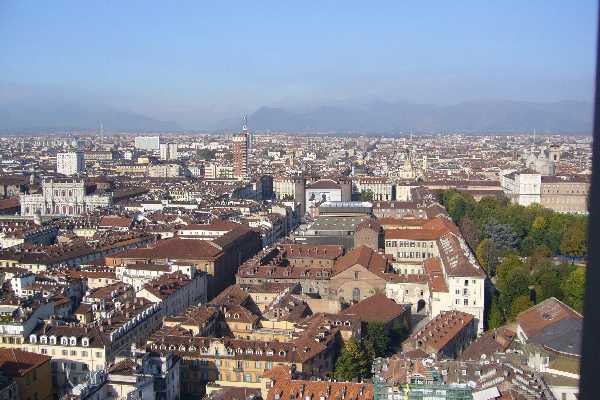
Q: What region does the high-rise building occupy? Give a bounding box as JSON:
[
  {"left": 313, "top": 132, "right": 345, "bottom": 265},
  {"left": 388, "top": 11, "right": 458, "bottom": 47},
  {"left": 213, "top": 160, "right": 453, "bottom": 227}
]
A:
[
  {"left": 160, "top": 143, "right": 179, "bottom": 160},
  {"left": 233, "top": 134, "right": 248, "bottom": 179},
  {"left": 134, "top": 136, "right": 160, "bottom": 151},
  {"left": 56, "top": 152, "right": 85, "bottom": 176},
  {"left": 233, "top": 119, "right": 250, "bottom": 179},
  {"left": 242, "top": 114, "right": 252, "bottom": 151}
]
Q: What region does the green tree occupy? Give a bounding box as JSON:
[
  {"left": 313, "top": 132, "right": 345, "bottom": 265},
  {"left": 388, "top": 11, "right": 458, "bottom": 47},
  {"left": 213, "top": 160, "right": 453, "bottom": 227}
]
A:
[
  {"left": 447, "top": 193, "right": 467, "bottom": 221},
  {"left": 531, "top": 262, "right": 576, "bottom": 303},
  {"left": 495, "top": 254, "right": 525, "bottom": 288},
  {"left": 334, "top": 337, "right": 371, "bottom": 381},
  {"left": 527, "top": 245, "right": 553, "bottom": 270},
  {"left": 360, "top": 190, "right": 374, "bottom": 202},
  {"left": 475, "top": 239, "right": 499, "bottom": 276},
  {"left": 484, "top": 222, "right": 518, "bottom": 251},
  {"left": 363, "top": 322, "right": 390, "bottom": 360},
  {"left": 389, "top": 320, "right": 409, "bottom": 351},
  {"left": 509, "top": 295, "right": 533, "bottom": 320},
  {"left": 559, "top": 224, "right": 587, "bottom": 260},
  {"left": 487, "top": 294, "right": 505, "bottom": 329},
  {"left": 459, "top": 216, "right": 481, "bottom": 250},
  {"left": 496, "top": 256, "right": 530, "bottom": 316},
  {"left": 561, "top": 267, "right": 586, "bottom": 313}
]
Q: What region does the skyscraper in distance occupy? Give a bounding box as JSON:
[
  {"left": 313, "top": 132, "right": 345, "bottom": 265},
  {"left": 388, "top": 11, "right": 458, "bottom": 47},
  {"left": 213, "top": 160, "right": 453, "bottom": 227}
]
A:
[{"left": 233, "top": 119, "right": 250, "bottom": 179}]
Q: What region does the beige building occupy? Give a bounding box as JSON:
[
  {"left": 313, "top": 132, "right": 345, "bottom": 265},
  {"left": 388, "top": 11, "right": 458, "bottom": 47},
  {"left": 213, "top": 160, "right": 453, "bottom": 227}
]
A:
[{"left": 540, "top": 175, "right": 589, "bottom": 214}]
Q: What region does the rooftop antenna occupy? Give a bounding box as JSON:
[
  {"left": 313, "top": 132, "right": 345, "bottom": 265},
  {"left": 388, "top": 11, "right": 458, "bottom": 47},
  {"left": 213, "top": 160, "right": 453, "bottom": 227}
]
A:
[
  {"left": 100, "top": 123, "right": 104, "bottom": 140},
  {"left": 242, "top": 114, "right": 248, "bottom": 131}
]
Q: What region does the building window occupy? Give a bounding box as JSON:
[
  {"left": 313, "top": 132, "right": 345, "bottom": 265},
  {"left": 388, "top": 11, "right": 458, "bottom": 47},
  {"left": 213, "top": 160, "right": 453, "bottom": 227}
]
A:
[
  {"left": 464, "top": 280, "right": 469, "bottom": 286},
  {"left": 464, "top": 299, "right": 469, "bottom": 306},
  {"left": 354, "top": 271, "right": 359, "bottom": 280},
  {"left": 352, "top": 288, "right": 361, "bottom": 302}
]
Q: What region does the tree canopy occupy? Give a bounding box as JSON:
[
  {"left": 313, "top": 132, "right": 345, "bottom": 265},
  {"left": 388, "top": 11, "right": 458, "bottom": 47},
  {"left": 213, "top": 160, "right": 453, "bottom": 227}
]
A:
[{"left": 334, "top": 337, "right": 371, "bottom": 381}]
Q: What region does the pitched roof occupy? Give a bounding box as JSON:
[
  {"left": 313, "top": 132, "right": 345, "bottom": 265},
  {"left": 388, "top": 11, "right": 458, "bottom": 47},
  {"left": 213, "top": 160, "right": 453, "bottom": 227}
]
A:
[
  {"left": 333, "top": 246, "right": 388, "bottom": 275},
  {"left": 111, "top": 237, "right": 223, "bottom": 260},
  {"left": 342, "top": 293, "right": 408, "bottom": 324},
  {"left": 517, "top": 297, "right": 581, "bottom": 339},
  {"left": 0, "top": 349, "right": 50, "bottom": 378}
]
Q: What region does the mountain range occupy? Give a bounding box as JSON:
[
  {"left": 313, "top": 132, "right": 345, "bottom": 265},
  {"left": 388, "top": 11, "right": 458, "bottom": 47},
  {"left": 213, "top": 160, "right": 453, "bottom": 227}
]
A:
[
  {"left": 0, "top": 98, "right": 592, "bottom": 134},
  {"left": 225, "top": 100, "right": 593, "bottom": 134}
]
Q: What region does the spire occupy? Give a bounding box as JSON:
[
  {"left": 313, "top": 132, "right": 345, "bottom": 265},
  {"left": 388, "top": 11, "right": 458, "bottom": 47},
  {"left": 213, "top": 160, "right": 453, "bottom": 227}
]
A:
[{"left": 242, "top": 114, "right": 248, "bottom": 131}]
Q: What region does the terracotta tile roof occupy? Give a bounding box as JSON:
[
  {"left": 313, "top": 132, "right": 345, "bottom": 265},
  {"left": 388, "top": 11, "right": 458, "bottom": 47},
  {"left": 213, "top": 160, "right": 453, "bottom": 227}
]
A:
[
  {"left": 424, "top": 257, "right": 448, "bottom": 292},
  {"left": 111, "top": 237, "right": 222, "bottom": 260},
  {"left": 266, "top": 379, "right": 374, "bottom": 400},
  {"left": 98, "top": 216, "right": 133, "bottom": 228},
  {"left": 308, "top": 179, "right": 341, "bottom": 190},
  {"left": 406, "top": 310, "right": 474, "bottom": 354},
  {"left": 333, "top": 246, "right": 388, "bottom": 275},
  {"left": 282, "top": 244, "right": 344, "bottom": 260},
  {"left": 108, "top": 358, "right": 136, "bottom": 376},
  {"left": 0, "top": 349, "right": 50, "bottom": 378},
  {"left": 342, "top": 293, "right": 408, "bottom": 324},
  {"left": 459, "top": 328, "right": 515, "bottom": 361},
  {"left": 384, "top": 216, "right": 458, "bottom": 241},
  {"left": 516, "top": 297, "right": 582, "bottom": 340}
]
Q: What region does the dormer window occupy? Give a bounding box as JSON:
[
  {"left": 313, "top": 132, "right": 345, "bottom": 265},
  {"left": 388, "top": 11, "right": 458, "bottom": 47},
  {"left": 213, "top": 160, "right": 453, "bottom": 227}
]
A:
[
  {"left": 49, "top": 336, "right": 56, "bottom": 345},
  {"left": 266, "top": 349, "right": 274, "bottom": 356},
  {"left": 236, "top": 348, "right": 243, "bottom": 354},
  {"left": 29, "top": 334, "right": 37, "bottom": 344},
  {"left": 81, "top": 337, "right": 89, "bottom": 347},
  {"left": 278, "top": 350, "right": 286, "bottom": 356},
  {"left": 61, "top": 337, "right": 68, "bottom": 345},
  {"left": 70, "top": 336, "right": 77, "bottom": 346},
  {"left": 233, "top": 313, "right": 240, "bottom": 319}
]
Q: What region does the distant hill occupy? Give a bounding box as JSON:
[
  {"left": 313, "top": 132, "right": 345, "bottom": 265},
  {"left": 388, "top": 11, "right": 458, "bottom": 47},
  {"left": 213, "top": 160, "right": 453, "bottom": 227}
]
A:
[
  {"left": 221, "top": 100, "right": 593, "bottom": 134},
  {"left": 0, "top": 100, "right": 179, "bottom": 133}
]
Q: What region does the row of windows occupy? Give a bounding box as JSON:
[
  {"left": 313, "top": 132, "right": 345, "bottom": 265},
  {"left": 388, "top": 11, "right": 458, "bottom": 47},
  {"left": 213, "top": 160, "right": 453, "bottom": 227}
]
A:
[
  {"left": 397, "top": 251, "right": 432, "bottom": 259},
  {"left": 386, "top": 241, "right": 433, "bottom": 248},
  {"left": 38, "top": 348, "right": 102, "bottom": 358},
  {"left": 30, "top": 335, "right": 89, "bottom": 346},
  {"left": 454, "top": 298, "right": 476, "bottom": 306}
]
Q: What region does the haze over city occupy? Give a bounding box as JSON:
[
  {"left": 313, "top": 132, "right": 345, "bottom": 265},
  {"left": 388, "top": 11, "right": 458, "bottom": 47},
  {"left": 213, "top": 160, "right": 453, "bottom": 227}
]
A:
[{"left": 0, "top": 1, "right": 597, "bottom": 132}]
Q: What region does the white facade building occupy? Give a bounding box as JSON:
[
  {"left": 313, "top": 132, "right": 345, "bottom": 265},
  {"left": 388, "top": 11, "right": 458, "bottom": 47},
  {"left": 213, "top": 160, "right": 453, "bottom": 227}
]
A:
[
  {"left": 57, "top": 152, "right": 85, "bottom": 175},
  {"left": 160, "top": 143, "right": 179, "bottom": 160},
  {"left": 501, "top": 170, "right": 542, "bottom": 206},
  {"left": 20, "top": 179, "right": 111, "bottom": 217},
  {"left": 134, "top": 136, "right": 160, "bottom": 151}
]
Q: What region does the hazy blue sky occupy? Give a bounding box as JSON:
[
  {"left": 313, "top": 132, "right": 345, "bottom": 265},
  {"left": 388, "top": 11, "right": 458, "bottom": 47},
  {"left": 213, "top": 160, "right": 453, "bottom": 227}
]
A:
[{"left": 0, "top": 1, "right": 597, "bottom": 129}]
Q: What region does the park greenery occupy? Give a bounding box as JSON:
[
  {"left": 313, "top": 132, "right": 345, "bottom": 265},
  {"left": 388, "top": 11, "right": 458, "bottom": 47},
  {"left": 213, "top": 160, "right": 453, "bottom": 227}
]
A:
[
  {"left": 334, "top": 321, "right": 408, "bottom": 380},
  {"left": 440, "top": 189, "right": 587, "bottom": 328}
]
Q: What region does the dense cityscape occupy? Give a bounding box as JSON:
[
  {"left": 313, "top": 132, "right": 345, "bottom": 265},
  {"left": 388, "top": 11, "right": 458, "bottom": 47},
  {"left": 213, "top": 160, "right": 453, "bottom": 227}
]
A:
[{"left": 0, "top": 124, "right": 589, "bottom": 400}]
